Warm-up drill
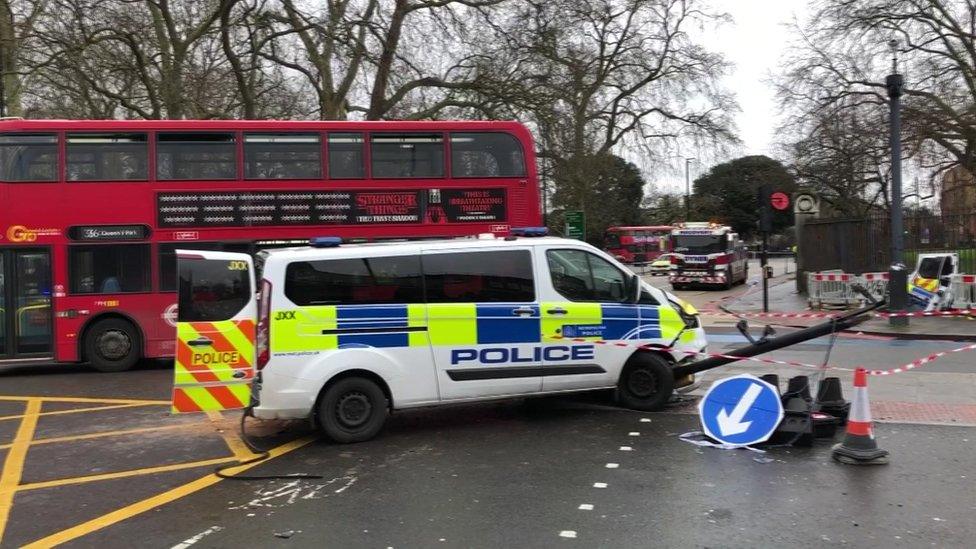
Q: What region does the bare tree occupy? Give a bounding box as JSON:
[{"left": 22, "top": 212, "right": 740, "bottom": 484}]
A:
[
  {"left": 780, "top": 0, "right": 976, "bottom": 186},
  {"left": 466, "top": 0, "right": 737, "bottom": 221},
  {"left": 0, "top": 0, "right": 48, "bottom": 116}
]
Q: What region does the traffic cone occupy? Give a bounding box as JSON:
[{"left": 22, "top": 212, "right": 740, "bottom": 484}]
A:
[
  {"left": 831, "top": 368, "right": 889, "bottom": 465},
  {"left": 760, "top": 374, "right": 780, "bottom": 394},
  {"left": 786, "top": 375, "right": 813, "bottom": 401},
  {"left": 816, "top": 377, "right": 850, "bottom": 424}
]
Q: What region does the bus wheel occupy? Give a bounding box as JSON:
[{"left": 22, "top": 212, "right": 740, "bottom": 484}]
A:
[
  {"left": 85, "top": 318, "right": 142, "bottom": 372},
  {"left": 318, "top": 377, "right": 389, "bottom": 443},
  {"left": 616, "top": 353, "right": 675, "bottom": 411}
]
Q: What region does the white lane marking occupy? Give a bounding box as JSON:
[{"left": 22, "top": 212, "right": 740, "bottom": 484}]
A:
[
  {"left": 578, "top": 504, "right": 594, "bottom": 510},
  {"left": 619, "top": 446, "right": 632, "bottom": 451},
  {"left": 640, "top": 418, "right": 651, "bottom": 423},
  {"left": 559, "top": 531, "right": 577, "bottom": 538},
  {"left": 170, "top": 526, "right": 224, "bottom": 549},
  {"left": 605, "top": 463, "right": 619, "bottom": 469},
  {"left": 628, "top": 432, "right": 640, "bottom": 436},
  {"left": 593, "top": 482, "right": 607, "bottom": 488}
]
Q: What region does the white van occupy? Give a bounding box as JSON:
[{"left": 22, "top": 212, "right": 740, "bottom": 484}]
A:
[{"left": 174, "top": 232, "right": 708, "bottom": 442}]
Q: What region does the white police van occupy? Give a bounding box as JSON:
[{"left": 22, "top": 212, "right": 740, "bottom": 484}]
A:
[{"left": 175, "top": 230, "right": 707, "bottom": 442}]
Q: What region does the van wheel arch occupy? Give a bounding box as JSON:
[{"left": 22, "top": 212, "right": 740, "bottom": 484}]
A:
[
  {"left": 616, "top": 350, "right": 675, "bottom": 412},
  {"left": 315, "top": 369, "right": 394, "bottom": 416},
  {"left": 314, "top": 370, "right": 393, "bottom": 443}
]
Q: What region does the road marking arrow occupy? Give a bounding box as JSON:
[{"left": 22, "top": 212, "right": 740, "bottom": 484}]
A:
[{"left": 717, "top": 383, "right": 762, "bottom": 436}]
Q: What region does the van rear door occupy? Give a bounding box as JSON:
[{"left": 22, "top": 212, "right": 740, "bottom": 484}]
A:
[{"left": 172, "top": 250, "right": 257, "bottom": 413}]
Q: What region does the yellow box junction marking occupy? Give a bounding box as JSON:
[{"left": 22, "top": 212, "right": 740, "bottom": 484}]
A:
[
  {"left": 23, "top": 436, "right": 316, "bottom": 548},
  {"left": 0, "top": 399, "right": 41, "bottom": 542},
  {"left": 0, "top": 395, "right": 313, "bottom": 548}
]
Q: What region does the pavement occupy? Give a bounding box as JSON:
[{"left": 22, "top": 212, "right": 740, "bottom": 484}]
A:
[
  {"left": 663, "top": 260, "right": 976, "bottom": 341},
  {"left": 0, "top": 256, "right": 971, "bottom": 546},
  {"left": 4, "top": 392, "right": 975, "bottom": 548}
]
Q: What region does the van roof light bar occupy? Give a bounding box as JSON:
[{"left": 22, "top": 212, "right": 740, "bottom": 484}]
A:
[{"left": 310, "top": 236, "right": 343, "bottom": 248}]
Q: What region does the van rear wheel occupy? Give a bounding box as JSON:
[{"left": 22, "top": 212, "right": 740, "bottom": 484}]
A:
[
  {"left": 616, "top": 353, "right": 675, "bottom": 411},
  {"left": 317, "top": 377, "right": 389, "bottom": 443}
]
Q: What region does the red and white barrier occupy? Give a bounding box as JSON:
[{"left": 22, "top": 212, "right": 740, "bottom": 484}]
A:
[
  {"left": 808, "top": 272, "right": 860, "bottom": 309},
  {"left": 949, "top": 274, "right": 976, "bottom": 309},
  {"left": 545, "top": 335, "right": 976, "bottom": 376}
]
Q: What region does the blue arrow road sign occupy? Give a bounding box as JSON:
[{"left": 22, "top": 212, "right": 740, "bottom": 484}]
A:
[{"left": 698, "top": 374, "right": 784, "bottom": 447}]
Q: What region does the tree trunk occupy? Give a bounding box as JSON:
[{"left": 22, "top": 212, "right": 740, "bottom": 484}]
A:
[
  {"left": 366, "top": 0, "right": 408, "bottom": 120},
  {"left": 0, "top": 0, "right": 22, "bottom": 116}
]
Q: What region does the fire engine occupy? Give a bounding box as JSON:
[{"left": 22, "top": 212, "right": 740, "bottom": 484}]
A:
[{"left": 669, "top": 222, "right": 749, "bottom": 290}]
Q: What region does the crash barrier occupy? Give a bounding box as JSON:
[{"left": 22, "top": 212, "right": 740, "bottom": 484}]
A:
[
  {"left": 807, "top": 272, "right": 860, "bottom": 309},
  {"left": 949, "top": 274, "right": 976, "bottom": 309},
  {"left": 546, "top": 334, "right": 976, "bottom": 376}
]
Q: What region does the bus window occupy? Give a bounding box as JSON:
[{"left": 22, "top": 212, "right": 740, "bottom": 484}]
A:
[
  {"left": 69, "top": 244, "right": 151, "bottom": 294},
  {"left": 244, "top": 133, "right": 321, "bottom": 180},
  {"left": 371, "top": 133, "right": 444, "bottom": 178},
  {"left": 0, "top": 134, "right": 58, "bottom": 182},
  {"left": 450, "top": 133, "right": 526, "bottom": 177},
  {"left": 327, "top": 133, "right": 364, "bottom": 179},
  {"left": 157, "top": 133, "right": 236, "bottom": 180},
  {"left": 66, "top": 133, "right": 148, "bottom": 181}
]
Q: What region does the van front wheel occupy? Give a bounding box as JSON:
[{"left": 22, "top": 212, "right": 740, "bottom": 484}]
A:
[
  {"left": 616, "top": 353, "right": 675, "bottom": 411},
  {"left": 318, "top": 377, "right": 389, "bottom": 443}
]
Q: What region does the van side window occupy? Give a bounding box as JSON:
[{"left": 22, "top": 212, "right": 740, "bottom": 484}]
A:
[
  {"left": 547, "top": 249, "right": 627, "bottom": 302},
  {"left": 178, "top": 259, "right": 251, "bottom": 322},
  {"left": 284, "top": 255, "right": 423, "bottom": 305},
  {"left": 423, "top": 250, "right": 534, "bottom": 303}
]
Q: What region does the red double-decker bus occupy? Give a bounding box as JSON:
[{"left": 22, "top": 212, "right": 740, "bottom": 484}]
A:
[
  {"left": 0, "top": 119, "right": 539, "bottom": 371},
  {"left": 604, "top": 225, "right": 673, "bottom": 263}
]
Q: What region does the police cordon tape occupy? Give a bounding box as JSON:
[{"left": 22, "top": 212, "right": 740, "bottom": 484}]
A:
[
  {"left": 701, "top": 308, "right": 976, "bottom": 320},
  {"left": 545, "top": 334, "right": 976, "bottom": 377}
]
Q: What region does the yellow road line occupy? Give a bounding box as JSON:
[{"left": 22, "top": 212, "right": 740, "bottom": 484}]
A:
[
  {"left": 13, "top": 457, "right": 237, "bottom": 493},
  {"left": 0, "top": 396, "right": 167, "bottom": 405},
  {"left": 207, "top": 411, "right": 257, "bottom": 461},
  {"left": 0, "top": 422, "right": 209, "bottom": 451},
  {"left": 23, "top": 435, "right": 317, "bottom": 548},
  {"left": 0, "top": 403, "right": 161, "bottom": 422},
  {"left": 0, "top": 399, "right": 41, "bottom": 543}
]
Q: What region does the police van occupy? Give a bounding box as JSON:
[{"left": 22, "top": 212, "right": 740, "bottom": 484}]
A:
[{"left": 174, "top": 230, "right": 707, "bottom": 442}]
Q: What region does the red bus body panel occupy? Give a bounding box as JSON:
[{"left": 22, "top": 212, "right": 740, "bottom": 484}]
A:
[
  {"left": 0, "top": 119, "right": 541, "bottom": 363},
  {"left": 603, "top": 225, "right": 673, "bottom": 263}
]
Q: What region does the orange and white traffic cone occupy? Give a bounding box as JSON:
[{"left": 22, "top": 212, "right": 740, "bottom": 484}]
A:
[{"left": 831, "top": 368, "right": 889, "bottom": 465}]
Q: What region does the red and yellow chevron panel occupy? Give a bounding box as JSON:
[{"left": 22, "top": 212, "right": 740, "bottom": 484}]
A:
[{"left": 171, "top": 319, "right": 256, "bottom": 413}]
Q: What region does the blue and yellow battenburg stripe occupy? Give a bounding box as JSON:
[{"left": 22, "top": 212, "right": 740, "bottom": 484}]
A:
[{"left": 271, "top": 302, "right": 688, "bottom": 352}]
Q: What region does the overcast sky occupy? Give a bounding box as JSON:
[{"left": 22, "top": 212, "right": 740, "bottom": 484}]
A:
[{"left": 657, "top": 0, "right": 810, "bottom": 195}]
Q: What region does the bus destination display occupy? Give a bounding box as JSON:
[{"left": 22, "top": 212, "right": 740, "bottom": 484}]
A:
[{"left": 157, "top": 189, "right": 507, "bottom": 227}]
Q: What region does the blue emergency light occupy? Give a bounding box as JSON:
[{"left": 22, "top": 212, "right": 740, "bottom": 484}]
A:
[
  {"left": 510, "top": 227, "right": 548, "bottom": 237},
  {"left": 310, "top": 236, "right": 343, "bottom": 247}
]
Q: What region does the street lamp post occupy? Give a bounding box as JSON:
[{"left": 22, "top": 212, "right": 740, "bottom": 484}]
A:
[
  {"left": 887, "top": 40, "right": 908, "bottom": 326},
  {"left": 684, "top": 157, "right": 694, "bottom": 221}
]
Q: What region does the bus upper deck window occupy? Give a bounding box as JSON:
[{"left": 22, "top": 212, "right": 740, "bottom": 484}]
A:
[
  {"left": 245, "top": 133, "right": 321, "bottom": 180},
  {"left": 67, "top": 133, "right": 148, "bottom": 181},
  {"left": 450, "top": 132, "right": 526, "bottom": 178},
  {"left": 327, "top": 133, "right": 365, "bottom": 179},
  {"left": 371, "top": 133, "right": 444, "bottom": 178},
  {"left": 157, "top": 133, "right": 236, "bottom": 180},
  {"left": 0, "top": 134, "right": 58, "bottom": 182}
]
